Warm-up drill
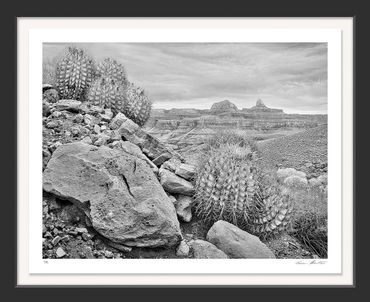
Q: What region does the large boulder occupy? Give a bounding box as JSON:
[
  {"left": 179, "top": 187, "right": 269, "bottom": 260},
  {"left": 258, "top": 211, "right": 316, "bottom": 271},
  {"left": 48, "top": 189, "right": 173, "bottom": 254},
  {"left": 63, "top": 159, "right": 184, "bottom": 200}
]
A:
[
  {"left": 189, "top": 240, "right": 228, "bottom": 259},
  {"left": 206, "top": 221, "right": 275, "bottom": 259},
  {"left": 43, "top": 142, "right": 182, "bottom": 247},
  {"left": 112, "top": 141, "right": 158, "bottom": 173},
  {"left": 159, "top": 169, "right": 195, "bottom": 196}
]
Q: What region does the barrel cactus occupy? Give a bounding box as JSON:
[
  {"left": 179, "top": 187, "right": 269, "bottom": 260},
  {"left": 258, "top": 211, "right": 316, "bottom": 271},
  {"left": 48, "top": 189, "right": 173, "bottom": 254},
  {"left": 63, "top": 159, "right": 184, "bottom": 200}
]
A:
[
  {"left": 56, "top": 47, "right": 95, "bottom": 100},
  {"left": 248, "top": 180, "right": 293, "bottom": 235},
  {"left": 96, "top": 58, "right": 128, "bottom": 88},
  {"left": 123, "top": 84, "right": 152, "bottom": 127},
  {"left": 194, "top": 144, "right": 293, "bottom": 237},
  {"left": 86, "top": 77, "right": 125, "bottom": 115}
]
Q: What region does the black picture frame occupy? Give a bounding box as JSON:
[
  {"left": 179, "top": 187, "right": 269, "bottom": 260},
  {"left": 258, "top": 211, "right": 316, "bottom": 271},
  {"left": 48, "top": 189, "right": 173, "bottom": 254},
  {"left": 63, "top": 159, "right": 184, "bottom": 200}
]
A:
[{"left": 3, "top": 0, "right": 366, "bottom": 298}]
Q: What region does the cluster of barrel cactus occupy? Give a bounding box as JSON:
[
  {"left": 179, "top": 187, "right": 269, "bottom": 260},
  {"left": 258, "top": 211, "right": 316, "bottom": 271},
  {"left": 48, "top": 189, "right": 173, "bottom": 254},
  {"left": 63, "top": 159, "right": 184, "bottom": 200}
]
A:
[
  {"left": 194, "top": 144, "right": 293, "bottom": 237},
  {"left": 87, "top": 58, "right": 152, "bottom": 126},
  {"left": 55, "top": 47, "right": 95, "bottom": 100},
  {"left": 52, "top": 46, "right": 152, "bottom": 127}
]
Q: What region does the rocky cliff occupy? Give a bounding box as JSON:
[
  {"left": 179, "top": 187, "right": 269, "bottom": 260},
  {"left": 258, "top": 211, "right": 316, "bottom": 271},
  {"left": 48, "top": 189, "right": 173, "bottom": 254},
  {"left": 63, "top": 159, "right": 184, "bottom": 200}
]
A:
[{"left": 145, "top": 100, "right": 327, "bottom": 152}]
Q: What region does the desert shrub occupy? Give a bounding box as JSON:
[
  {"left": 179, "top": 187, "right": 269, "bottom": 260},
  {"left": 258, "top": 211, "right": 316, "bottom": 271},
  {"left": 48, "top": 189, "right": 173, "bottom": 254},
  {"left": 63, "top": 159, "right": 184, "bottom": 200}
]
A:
[
  {"left": 290, "top": 212, "right": 327, "bottom": 258},
  {"left": 203, "top": 129, "right": 252, "bottom": 151},
  {"left": 288, "top": 186, "right": 328, "bottom": 258}
]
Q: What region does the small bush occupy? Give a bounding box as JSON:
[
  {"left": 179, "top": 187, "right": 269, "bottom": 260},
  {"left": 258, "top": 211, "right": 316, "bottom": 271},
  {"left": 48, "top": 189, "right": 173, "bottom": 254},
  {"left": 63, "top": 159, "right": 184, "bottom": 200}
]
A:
[
  {"left": 288, "top": 186, "right": 328, "bottom": 258},
  {"left": 290, "top": 212, "right": 327, "bottom": 258},
  {"left": 203, "top": 129, "right": 252, "bottom": 151}
]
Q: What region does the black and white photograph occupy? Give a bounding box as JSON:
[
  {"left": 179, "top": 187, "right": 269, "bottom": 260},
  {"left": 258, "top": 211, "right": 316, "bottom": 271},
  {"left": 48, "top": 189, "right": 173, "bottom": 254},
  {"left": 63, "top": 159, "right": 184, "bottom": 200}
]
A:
[
  {"left": 15, "top": 16, "right": 355, "bottom": 286},
  {"left": 41, "top": 42, "right": 328, "bottom": 260}
]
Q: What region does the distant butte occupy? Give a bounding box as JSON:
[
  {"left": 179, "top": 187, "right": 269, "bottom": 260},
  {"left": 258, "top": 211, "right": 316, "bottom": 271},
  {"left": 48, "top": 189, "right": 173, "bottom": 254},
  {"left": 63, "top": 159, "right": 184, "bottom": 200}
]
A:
[
  {"left": 243, "top": 99, "right": 284, "bottom": 114},
  {"left": 210, "top": 100, "right": 238, "bottom": 112}
]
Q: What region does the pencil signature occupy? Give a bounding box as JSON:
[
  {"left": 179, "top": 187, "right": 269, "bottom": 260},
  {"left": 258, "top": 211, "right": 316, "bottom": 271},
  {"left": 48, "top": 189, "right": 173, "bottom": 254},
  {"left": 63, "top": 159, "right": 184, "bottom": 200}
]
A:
[{"left": 296, "top": 260, "right": 327, "bottom": 265}]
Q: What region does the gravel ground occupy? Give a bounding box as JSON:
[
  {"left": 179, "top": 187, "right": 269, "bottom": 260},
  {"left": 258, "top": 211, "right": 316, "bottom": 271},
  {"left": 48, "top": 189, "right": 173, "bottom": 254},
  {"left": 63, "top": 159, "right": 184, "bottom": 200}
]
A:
[{"left": 256, "top": 125, "right": 327, "bottom": 174}]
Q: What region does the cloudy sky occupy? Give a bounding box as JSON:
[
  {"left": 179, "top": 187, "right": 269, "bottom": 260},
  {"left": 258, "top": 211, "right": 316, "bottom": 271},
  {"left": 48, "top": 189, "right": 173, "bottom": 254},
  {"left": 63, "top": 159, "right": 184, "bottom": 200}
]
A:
[{"left": 43, "top": 43, "right": 327, "bottom": 114}]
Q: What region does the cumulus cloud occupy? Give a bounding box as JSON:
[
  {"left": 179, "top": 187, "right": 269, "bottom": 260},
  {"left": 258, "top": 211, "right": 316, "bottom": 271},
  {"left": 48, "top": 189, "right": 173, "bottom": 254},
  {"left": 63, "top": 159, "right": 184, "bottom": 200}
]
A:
[{"left": 43, "top": 42, "right": 327, "bottom": 114}]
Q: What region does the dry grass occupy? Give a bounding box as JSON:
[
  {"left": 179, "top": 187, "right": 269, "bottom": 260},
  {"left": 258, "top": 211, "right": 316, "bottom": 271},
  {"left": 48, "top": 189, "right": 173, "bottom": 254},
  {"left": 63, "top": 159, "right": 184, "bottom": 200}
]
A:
[
  {"left": 203, "top": 129, "right": 252, "bottom": 150},
  {"left": 287, "top": 186, "right": 328, "bottom": 258}
]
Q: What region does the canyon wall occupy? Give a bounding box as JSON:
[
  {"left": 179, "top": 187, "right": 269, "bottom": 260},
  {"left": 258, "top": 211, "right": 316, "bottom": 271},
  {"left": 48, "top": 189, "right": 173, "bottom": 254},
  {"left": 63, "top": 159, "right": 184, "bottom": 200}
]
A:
[{"left": 145, "top": 100, "right": 327, "bottom": 152}]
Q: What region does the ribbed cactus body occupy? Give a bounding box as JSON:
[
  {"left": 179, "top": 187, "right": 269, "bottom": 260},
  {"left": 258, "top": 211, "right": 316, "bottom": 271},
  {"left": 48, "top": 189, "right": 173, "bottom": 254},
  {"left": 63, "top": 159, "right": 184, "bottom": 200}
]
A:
[
  {"left": 96, "top": 58, "right": 128, "bottom": 87},
  {"left": 248, "top": 186, "right": 293, "bottom": 236},
  {"left": 90, "top": 58, "right": 151, "bottom": 126},
  {"left": 56, "top": 47, "right": 95, "bottom": 100},
  {"left": 124, "top": 84, "right": 152, "bottom": 127},
  {"left": 195, "top": 144, "right": 293, "bottom": 237},
  {"left": 87, "top": 77, "right": 125, "bottom": 115},
  {"left": 195, "top": 148, "right": 257, "bottom": 224}
]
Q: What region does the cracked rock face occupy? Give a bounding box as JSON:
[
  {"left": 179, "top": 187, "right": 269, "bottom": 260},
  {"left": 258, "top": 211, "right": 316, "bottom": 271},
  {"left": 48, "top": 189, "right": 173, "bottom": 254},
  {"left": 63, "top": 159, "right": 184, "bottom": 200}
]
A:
[{"left": 43, "top": 142, "right": 182, "bottom": 248}]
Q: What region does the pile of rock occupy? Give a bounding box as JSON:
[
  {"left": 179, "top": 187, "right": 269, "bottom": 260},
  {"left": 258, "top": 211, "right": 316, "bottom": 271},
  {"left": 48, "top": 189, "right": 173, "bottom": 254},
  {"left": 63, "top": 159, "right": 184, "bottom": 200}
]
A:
[
  {"left": 157, "top": 160, "right": 196, "bottom": 223},
  {"left": 43, "top": 98, "right": 198, "bottom": 252},
  {"left": 42, "top": 195, "right": 126, "bottom": 259}
]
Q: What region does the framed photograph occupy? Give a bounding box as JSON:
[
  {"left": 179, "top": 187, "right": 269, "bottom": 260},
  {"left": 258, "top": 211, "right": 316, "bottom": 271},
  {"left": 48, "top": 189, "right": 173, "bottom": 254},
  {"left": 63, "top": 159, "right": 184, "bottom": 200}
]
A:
[{"left": 17, "top": 17, "right": 354, "bottom": 287}]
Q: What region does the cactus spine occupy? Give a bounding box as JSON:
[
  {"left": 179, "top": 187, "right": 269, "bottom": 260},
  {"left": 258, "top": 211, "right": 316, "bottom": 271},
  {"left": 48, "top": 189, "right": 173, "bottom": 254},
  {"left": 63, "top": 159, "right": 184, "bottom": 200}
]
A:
[
  {"left": 56, "top": 47, "right": 95, "bottom": 100},
  {"left": 194, "top": 144, "right": 293, "bottom": 237}
]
